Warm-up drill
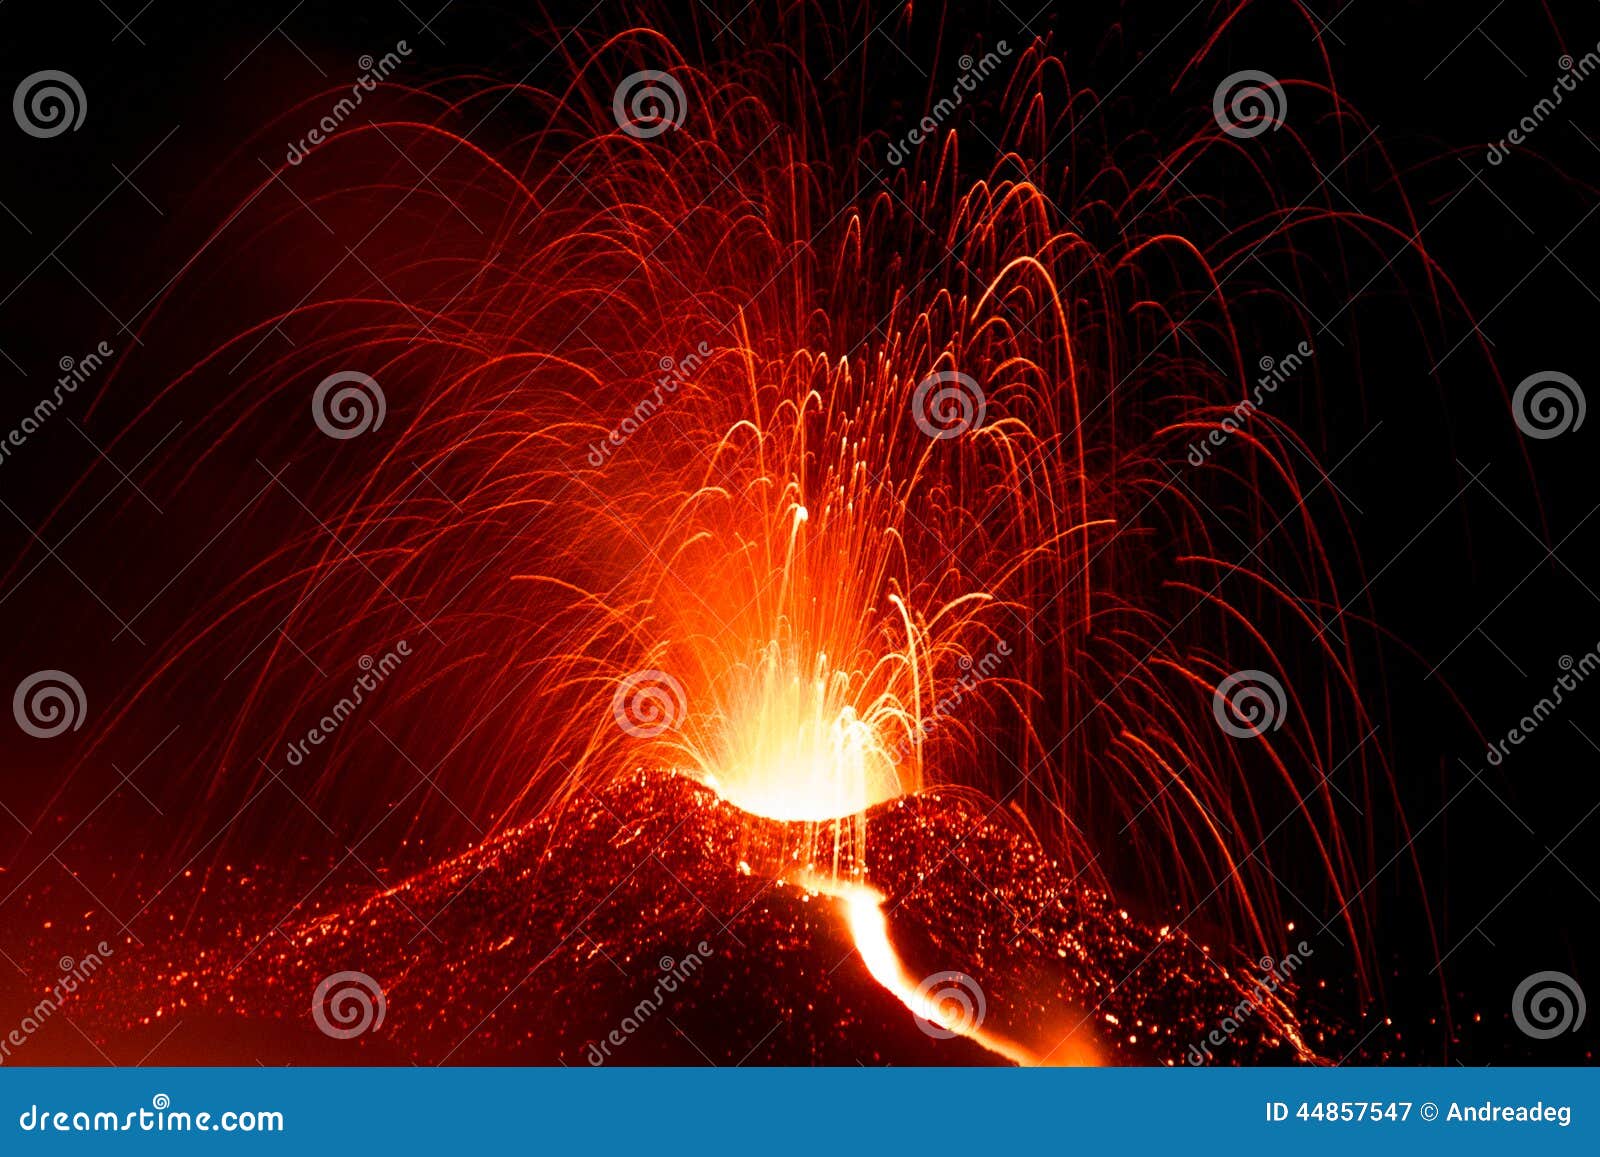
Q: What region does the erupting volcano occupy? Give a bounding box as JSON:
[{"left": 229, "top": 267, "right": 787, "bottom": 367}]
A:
[
  {"left": 3, "top": 0, "right": 1473, "bottom": 1066},
  {"left": 15, "top": 772, "right": 1334, "bottom": 1065}
]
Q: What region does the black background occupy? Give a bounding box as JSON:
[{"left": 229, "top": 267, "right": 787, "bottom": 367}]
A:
[{"left": 1, "top": 0, "right": 1597, "bottom": 1064}]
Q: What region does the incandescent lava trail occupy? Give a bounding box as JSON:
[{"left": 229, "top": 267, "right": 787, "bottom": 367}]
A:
[{"left": 5, "top": 0, "right": 1481, "bottom": 1064}]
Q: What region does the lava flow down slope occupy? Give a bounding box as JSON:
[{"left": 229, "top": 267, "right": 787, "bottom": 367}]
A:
[
  {"left": 3, "top": 0, "right": 1512, "bottom": 1069},
  {"left": 13, "top": 772, "right": 1333, "bottom": 1066}
]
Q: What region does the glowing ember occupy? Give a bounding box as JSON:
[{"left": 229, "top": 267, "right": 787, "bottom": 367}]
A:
[
  {"left": 800, "top": 875, "right": 1097, "bottom": 1067},
  {"left": 25, "top": 1, "right": 1461, "bottom": 1067},
  {"left": 691, "top": 644, "right": 909, "bottom": 823},
  {"left": 10, "top": 773, "right": 1342, "bottom": 1066},
  {"left": 80, "top": 16, "right": 1403, "bottom": 982}
]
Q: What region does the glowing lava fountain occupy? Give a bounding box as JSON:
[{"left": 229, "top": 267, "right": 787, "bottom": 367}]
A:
[{"left": 52, "top": 1, "right": 1459, "bottom": 1029}]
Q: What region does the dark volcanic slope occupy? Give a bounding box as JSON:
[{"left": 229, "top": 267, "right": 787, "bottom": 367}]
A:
[{"left": 6, "top": 772, "right": 1339, "bottom": 1065}]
